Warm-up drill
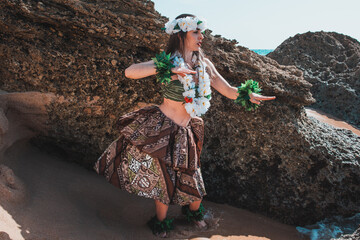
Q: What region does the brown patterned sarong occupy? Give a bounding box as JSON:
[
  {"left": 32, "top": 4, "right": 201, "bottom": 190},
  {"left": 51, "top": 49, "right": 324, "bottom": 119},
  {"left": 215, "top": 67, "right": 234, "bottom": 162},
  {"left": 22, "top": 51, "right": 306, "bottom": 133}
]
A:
[{"left": 94, "top": 105, "right": 206, "bottom": 205}]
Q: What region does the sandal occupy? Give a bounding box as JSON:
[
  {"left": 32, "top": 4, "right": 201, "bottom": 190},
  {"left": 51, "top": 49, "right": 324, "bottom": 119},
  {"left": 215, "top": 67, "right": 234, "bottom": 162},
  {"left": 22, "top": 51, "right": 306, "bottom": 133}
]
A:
[
  {"left": 181, "top": 203, "right": 207, "bottom": 229},
  {"left": 147, "top": 216, "right": 174, "bottom": 237}
]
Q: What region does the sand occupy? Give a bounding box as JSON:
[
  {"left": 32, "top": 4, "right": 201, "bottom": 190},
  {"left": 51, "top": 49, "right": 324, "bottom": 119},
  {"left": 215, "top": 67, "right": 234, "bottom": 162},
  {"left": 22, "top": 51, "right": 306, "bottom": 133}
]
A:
[
  {"left": 305, "top": 108, "right": 360, "bottom": 136},
  {"left": 0, "top": 139, "right": 305, "bottom": 240},
  {"left": 1, "top": 107, "right": 357, "bottom": 240}
]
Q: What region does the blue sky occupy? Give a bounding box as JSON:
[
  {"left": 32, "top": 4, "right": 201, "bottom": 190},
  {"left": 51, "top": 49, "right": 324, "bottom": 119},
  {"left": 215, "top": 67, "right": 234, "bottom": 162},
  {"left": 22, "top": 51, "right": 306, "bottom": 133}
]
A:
[{"left": 152, "top": 0, "right": 360, "bottom": 49}]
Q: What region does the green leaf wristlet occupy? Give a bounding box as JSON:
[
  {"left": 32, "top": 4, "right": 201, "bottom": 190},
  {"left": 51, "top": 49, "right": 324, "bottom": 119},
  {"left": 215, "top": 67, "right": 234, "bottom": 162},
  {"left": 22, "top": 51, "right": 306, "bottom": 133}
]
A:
[
  {"left": 152, "top": 51, "right": 175, "bottom": 85},
  {"left": 235, "top": 79, "right": 262, "bottom": 111}
]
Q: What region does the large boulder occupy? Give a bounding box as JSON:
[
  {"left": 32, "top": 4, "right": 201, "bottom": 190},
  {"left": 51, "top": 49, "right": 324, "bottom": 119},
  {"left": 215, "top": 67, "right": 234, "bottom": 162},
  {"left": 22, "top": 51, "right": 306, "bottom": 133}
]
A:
[
  {"left": 0, "top": 0, "right": 359, "bottom": 225},
  {"left": 268, "top": 31, "right": 360, "bottom": 128},
  {"left": 201, "top": 34, "right": 360, "bottom": 225},
  {"left": 1, "top": 0, "right": 168, "bottom": 165}
]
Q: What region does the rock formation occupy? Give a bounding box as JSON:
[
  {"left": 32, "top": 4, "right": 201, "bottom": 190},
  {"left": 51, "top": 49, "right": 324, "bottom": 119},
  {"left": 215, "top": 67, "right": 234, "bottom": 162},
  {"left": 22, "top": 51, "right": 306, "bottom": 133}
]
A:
[
  {"left": 0, "top": 91, "right": 56, "bottom": 157},
  {"left": 0, "top": 164, "right": 26, "bottom": 204},
  {"left": 268, "top": 31, "right": 360, "bottom": 128},
  {"left": 0, "top": 90, "right": 56, "bottom": 208},
  {"left": 0, "top": 0, "right": 359, "bottom": 226}
]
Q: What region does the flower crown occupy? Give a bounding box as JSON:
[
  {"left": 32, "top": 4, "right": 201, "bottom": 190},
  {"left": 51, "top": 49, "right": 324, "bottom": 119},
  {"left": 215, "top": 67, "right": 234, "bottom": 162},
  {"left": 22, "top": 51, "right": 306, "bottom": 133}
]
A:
[{"left": 163, "top": 16, "right": 207, "bottom": 35}]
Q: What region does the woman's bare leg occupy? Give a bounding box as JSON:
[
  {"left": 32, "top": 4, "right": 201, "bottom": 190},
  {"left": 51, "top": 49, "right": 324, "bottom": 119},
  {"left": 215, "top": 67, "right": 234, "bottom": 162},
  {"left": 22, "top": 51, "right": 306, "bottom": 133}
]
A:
[
  {"left": 155, "top": 200, "right": 169, "bottom": 221},
  {"left": 189, "top": 200, "right": 207, "bottom": 228}
]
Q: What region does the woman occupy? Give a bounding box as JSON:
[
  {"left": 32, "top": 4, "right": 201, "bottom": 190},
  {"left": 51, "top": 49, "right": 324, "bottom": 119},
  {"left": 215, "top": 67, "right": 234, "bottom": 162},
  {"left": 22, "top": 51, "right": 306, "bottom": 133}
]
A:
[{"left": 94, "top": 13, "right": 275, "bottom": 237}]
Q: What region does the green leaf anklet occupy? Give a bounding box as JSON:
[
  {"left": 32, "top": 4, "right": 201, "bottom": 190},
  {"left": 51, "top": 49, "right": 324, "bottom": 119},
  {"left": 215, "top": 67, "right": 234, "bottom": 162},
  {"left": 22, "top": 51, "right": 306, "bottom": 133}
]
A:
[
  {"left": 152, "top": 51, "right": 175, "bottom": 85},
  {"left": 235, "top": 79, "right": 262, "bottom": 111},
  {"left": 181, "top": 203, "right": 205, "bottom": 222},
  {"left": 147, "top": 216, "right": 174, "bottom": 235}
]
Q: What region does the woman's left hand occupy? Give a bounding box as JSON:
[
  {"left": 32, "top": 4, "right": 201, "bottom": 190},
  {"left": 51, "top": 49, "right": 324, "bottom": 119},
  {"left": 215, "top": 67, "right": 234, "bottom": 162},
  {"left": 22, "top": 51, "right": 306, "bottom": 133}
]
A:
[
  {"left": 171, "top": 66, "right": 196, "bottom": 77},
  {"left": 249, "top": 93, "right": 276, "bottom": 105}
]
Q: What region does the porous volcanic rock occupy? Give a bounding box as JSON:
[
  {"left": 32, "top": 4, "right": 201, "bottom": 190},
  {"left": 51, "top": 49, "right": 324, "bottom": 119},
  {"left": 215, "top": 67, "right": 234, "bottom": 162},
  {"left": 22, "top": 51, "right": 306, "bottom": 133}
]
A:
[
  {"left": 0, "top": 0, "right": 359, "bottom": 226},
  {"left": 268, "top": 31, "right": 360, "bottom": 128},
  {"left": 1, "top": 0, "right": 168, "bottom": 165}
]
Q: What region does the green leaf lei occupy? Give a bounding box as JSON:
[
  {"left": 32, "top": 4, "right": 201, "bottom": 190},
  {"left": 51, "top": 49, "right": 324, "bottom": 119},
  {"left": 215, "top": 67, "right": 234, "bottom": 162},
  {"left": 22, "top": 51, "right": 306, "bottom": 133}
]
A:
[
  {"left": 235, "top": 79, "right": 262, "bottom": 111},
  {"left": 147, "top": 216, "right": 174, "bottom": 234},
  {"left": 152, "top": 51, "right": 175, "bottom": 85}
]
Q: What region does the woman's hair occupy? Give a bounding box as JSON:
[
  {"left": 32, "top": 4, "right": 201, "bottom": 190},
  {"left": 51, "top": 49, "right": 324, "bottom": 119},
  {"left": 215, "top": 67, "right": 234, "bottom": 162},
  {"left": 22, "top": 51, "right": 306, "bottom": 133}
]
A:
[{"left": 166, "top": 14, "right": 213, "bottom": 78}]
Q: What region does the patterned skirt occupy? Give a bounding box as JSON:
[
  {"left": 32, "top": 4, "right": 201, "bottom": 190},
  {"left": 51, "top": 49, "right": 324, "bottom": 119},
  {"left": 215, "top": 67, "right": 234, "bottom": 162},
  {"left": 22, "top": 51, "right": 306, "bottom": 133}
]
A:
[{"left": 93, "top": 105, "right": 206, "bottom": 206}]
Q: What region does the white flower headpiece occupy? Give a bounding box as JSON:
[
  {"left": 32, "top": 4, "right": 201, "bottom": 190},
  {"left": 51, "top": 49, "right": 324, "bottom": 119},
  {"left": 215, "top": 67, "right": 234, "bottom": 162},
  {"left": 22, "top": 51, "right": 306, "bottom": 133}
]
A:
[{"left": 164, "top": 16, "right": 207, "bottom": 35}]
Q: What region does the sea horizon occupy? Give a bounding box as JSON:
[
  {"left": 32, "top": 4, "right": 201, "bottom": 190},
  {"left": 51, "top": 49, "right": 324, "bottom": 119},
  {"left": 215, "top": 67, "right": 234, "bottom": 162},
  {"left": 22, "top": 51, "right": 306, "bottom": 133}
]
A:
[{"left": 250, "top": 49, "right": 274, "bottom": 56}]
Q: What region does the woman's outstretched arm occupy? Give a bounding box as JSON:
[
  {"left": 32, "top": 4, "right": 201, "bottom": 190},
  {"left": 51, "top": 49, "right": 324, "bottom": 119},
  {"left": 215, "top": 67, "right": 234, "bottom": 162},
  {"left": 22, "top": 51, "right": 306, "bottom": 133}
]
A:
[
  {"left": 125, "top": 60, "right": 197, "bottom": 79},
  {"left": 205, "top": 58, "right": 238, "bottom": 99},
  {"left": 125, "top": 60, "right": 156, "bottom": 79},
  {"left": 204, "top": 58, "right": 275, "bottom": 104}
]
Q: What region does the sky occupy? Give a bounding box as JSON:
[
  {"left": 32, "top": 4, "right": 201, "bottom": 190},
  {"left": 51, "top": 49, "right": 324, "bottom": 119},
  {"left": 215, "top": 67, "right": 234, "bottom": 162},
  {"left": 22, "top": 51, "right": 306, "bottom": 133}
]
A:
[{"left": 151, "top": 0, "right": 360, "bottom": 49}]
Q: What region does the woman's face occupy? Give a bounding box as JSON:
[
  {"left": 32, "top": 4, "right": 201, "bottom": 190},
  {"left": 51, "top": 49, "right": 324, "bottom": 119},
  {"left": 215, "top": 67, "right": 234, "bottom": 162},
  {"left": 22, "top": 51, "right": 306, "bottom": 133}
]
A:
[{"left": 184, "top": 29, "right": 204, "bottom": 52}]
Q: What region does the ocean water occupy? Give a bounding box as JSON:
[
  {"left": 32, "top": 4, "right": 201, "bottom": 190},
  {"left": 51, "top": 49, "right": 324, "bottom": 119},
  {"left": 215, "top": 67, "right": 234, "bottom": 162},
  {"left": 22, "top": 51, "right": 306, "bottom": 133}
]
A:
[
  {"left": 296, "top": 213, "right": 360, "bottom": 240},
  {"left": 251, "top": 49, "right": 274, "bottom": 55}
]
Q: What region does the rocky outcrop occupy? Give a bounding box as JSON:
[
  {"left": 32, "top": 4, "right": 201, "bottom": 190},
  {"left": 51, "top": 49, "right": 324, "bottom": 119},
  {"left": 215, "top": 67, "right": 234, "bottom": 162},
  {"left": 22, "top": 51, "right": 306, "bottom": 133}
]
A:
[
  {"left": 0, "top": 0, "right": 359, "bottom": 226},
  {"left": 0, "top": 91, "right": 56, "bottom": 205},
  {"left": 268, "top": 31, "right": 360, "bottom": 128},
  {"left": 0, "top": 164, "right": 26, "bottom": 203},
  {"left": 0, "top": 0, "right": 168, "bottom": 164},
  {"left": 0, "top": 91, "right": 56, "bottom": 157},
  {"left": 201, "top": 34, "right": 360, "bottom": 225}
]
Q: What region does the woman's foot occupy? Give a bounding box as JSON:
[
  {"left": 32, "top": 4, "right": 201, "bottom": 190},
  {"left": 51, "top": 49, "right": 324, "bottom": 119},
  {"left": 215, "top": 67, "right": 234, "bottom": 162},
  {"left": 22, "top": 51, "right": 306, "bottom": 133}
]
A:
[
  {"left": 156, "top": 231, "right": 167, "bottom": 238},
  {"left": 194, "top": 219, "right": 207, "bottom": 229}
]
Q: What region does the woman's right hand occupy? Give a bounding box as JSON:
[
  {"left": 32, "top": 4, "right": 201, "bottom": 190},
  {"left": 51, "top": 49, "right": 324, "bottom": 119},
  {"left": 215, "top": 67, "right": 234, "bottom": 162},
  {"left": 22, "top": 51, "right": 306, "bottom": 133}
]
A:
[{"left": 171, "top": 67, "right": 196, "bottom": 77}]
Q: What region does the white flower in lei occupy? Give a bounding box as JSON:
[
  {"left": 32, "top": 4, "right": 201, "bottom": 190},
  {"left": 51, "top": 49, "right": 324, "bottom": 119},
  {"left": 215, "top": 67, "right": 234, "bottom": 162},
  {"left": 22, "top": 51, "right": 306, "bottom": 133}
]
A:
[
  {"left": 164, "top": 17, "right": 207, "bottom": 35},
  {"left": 173, "top": 55, "right": 212, "bottom": 117}
]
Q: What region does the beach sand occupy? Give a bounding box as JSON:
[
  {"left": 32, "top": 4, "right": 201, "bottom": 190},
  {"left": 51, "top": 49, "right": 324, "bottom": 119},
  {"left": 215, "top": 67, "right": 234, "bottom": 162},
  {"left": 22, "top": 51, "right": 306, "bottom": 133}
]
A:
[
  {"left": 2, "top": 107, "right": 357, "bottom": 240},
  {"left": 0, "top": 139, "right": 304, "bottom": 240},
  {"left": 305, "top": 108, "right": 360, "bottom": 136}
]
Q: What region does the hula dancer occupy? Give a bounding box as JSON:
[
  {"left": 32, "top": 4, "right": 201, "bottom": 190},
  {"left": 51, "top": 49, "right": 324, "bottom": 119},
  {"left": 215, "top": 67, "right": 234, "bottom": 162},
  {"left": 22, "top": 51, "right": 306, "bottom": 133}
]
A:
[{"left": 94, "top": 13, "right": 276, "bottom": 237}]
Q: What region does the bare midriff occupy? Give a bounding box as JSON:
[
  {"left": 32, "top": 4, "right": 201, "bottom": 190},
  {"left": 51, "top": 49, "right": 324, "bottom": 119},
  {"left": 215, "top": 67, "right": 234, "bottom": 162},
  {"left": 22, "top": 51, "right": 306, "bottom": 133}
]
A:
[{"left": 159, "top": 98, "right": 191, "bottom": 127}]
